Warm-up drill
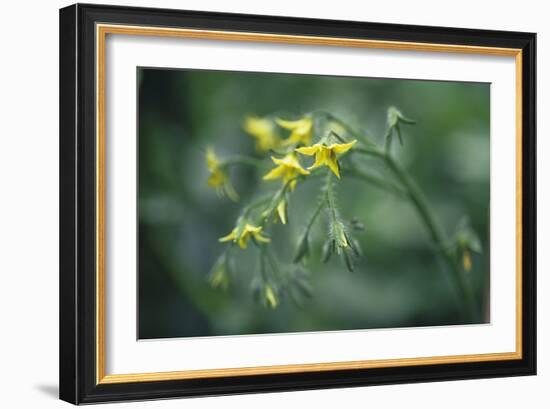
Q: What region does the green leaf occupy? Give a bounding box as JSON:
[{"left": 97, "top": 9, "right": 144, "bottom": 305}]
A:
[
  {"left": 293, "top": 234, "right": 310, "bottom": 263},
  {"left": 322, "top": 240, "right": 334, "bottom": 263},
  {"left": 396, "top": 124, "right": 403, "bottom": 145},
  {"left": 343, "top": 249, "right": 355, "bottom": 272}
]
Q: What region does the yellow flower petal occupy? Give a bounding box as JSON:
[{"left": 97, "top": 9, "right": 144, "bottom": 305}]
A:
[
  {"left": 276, "top": 200, "right": 287, "bottom": 225},
  {"left": 271, "top": 156, "right": 292, "bottom": 167},
  {"left": 206, "top": 148, "right": 239, "bottom": 200},
  {"left": 244, "top": 224, "right": 262, "bottom": 233},
  {"left": 308, "top": 147, "right": 328, "bottom": 170},
  {"left": 295, "top": 145, "right": 320, "bottom": 156},
  {"left": 275, "top": 118, "right": 305, "bottom": 130},
  {"left": 244, "top": 116, "right": 269, "bottom": 133},
  {"left": 263, "top": 166, "right": 286, "bottom": 180},
  {"left": 265, "top": 285, "right": 278, "bottom": 308},
  {"left": 263, "top": 154, "right": 309, "bottom": 186},
  {"left": 297, "top": 140, "right": 355, "bottom": 177},
  {"left": 295, "top": 166, "right": 310, "bottom": 176},
  {"left": 206, "top": 148, "right": 219, "bottom": 171},
  {"left": 463, "top": 249, "right": 472, "bottom": 272},
  {"left": 253, "top": 232, "right": 271, "bottom": 243},
  {"left": 219, "top": 229, "right": 237, "bottom": 243},
  {"left": 273, "top": 155, "right": 310, "bottom": 174},
  {"left": 220, "top": 224, "right": 269, "bottom": 249},
  {"left": 230, "top": 224, "right": 271, "bottom": 247},
  {"left": 330, "top": 140, "right": 357, "bottom": 154},
  {"left": 325, "top": 155, "right": 341, "bottom": 178},
  {"left": 207, "top": 171, "right": 225, "bottom": 187},
  {"left": 238, "top": 236, "right": 249, "bottom": 248},
  {"left": 276, "top": 117, "right": 313, "bottom": 146},
  {"left": 338, "top": 229, "right": 348, "bottom": 248},
  {"left": 244, "top": 116, "right": 279, "bottom": 152}
]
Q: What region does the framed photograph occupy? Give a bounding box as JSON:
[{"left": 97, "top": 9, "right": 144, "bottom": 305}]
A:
[{"left": 59, "top": 3, "right": 536, "bottom": 404}]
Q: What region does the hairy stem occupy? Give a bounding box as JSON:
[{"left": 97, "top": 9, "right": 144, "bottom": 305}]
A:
[{"left": 325, "top": 171, "right": 339, "bottom": 225}]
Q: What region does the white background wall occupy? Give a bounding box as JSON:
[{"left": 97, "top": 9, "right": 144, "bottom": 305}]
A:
[{"left": 0, "top": 0, "right": 546, "bottom": 407}]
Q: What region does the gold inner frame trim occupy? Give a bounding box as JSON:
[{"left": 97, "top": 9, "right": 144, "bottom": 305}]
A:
[{"left": 95, "top": 23, "right": 523, "bottom": 385}]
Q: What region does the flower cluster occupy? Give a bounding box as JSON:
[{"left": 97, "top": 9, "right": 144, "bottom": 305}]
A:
[
  {"left": 204, "top": 108, "right": 482, "bottom": 311},
  {"left": 205, "top": 112, "right": 362, "bottom": 308}
]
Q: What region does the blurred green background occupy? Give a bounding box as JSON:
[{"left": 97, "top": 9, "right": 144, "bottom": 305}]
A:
[{"left": 138, "top": 67, "right": 490, "bottom": 339}]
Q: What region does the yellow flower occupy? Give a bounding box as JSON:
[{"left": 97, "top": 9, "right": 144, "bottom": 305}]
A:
[
  {"left": 333, "top": 221, "right": 349, "bottom": 249},
  {"left": 260, "top": 196, "right": 287, "bottom": 225},
  {"left": 243, "top": 116, "right": 280, "bottom": 152},
  {"left": 263, "top": 153, "right": 310, "bottom": 191},
  {"left": 276, "top": 199, "right": 287, "bottom": 225},
  {"left": 462, "top": 248, "right": 472, "bottom": 272},
  {"left": 219, "top": 223, "right": 270, "bottom": 249},
  {"left": 264, "top": 284, "right": 279, "bottom": 309},
  {"left": 206, "top": 148, "right": 223, "bottom": 186},
  {"left": 205, "top": 148, "right": 239, "bottom": 201},
  {"left": 276, "top": 116, "right": 313, "bottom": 146},
  {"left": 295, "top": 140, "right": 357, "bottom": 178},
  {"left": 209, "top": 265, "right": 229, "bottom": 290}
]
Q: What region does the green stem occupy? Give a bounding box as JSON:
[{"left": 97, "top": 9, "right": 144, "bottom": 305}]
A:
[
  {"left": 265, "top": 247, "right": 282, "bottom": 279},
  {"left": 304, "top": 199, "right": 325, "bottom": 234},
  {"left": 383, "top": 156, "right": 446, "bottom": 244},
  {"left": 259, "top": 179, "right": 294, "bottom": 224},
  {"left": 325, "top": 171, "right": 339, "bottom": 225},
  {"left": 294, "top": 197, "right": 325, "bottom": 263},
  {"left": 384, "top": 128, "right": 393, "bottom": 153},
  {"left": 384, "top": 154, "right": 477, "bottom": 321},
  {"left": 314, "top": 111, "right": 376, "bottom": 146},
  {"left": 355, "top": 145, "right": 386, "bottom": 157},
  {"left": 241, "top": 195, "right": 272, "bottom": 220},
  {"left": 347, "top": 167, "right": 407, "bottom": 197},
  {"left": 222, "top": 156, "right": 267, "bottom": 169},
  {"left": 354, "top": 145, "right": 477, "bottom": 321},
  {"left": 259, "top": 245, "right": 268, "bottom": 281}
]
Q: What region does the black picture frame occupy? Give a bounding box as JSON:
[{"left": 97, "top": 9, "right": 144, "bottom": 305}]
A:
[{"left": 60, "top": 3, "right": 536, "bottom": 404}]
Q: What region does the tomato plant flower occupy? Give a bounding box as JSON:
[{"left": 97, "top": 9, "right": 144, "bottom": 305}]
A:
[
  {"left": 243, "top": 116, "right": 280, "bottom": 153},
  {"left": 295, "top": 140, "right": 357, "bottom": 178},
  {"left": 276, "top": 116, "right": 313, "bottom": 146},
  {"left": 263, "top": 153, "right": 310, "bottom": 190},
  {"left": 205, "top": 148, "right": 239, "bottom": 201},
  {"left": 219, "top": 223, "right": 271, "bottom": 249}
]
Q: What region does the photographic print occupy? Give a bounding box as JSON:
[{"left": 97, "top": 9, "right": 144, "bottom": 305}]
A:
[
  {"left": 137, "top": 68, "right": 490, "bottom": 339},
  {"left": 60, "top": 6, "right": 535, "bottom": 403}
]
